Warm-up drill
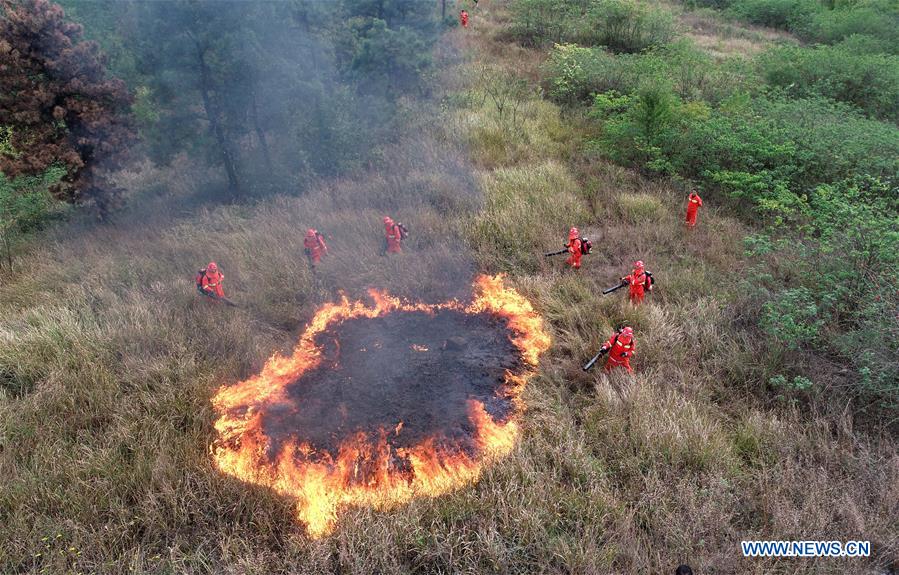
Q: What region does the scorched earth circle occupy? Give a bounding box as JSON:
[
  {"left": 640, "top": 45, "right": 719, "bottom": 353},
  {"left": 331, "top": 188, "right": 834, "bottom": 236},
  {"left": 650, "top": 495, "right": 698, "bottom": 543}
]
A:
[{"left": 211, "top": 275, "right": 550, "bottom": 537}]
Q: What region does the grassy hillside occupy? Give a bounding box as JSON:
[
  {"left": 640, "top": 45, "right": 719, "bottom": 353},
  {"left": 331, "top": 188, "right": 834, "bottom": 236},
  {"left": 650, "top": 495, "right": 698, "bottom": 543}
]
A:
[{"left": 1, "top": 1, "right": 897, "bottom": 574}]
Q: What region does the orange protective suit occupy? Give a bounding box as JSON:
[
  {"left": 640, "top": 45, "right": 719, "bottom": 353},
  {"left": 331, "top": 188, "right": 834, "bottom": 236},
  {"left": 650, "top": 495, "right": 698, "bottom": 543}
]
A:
[
  {"left": 602, "top": 327, "right": 635, "bottom": 372},
  {"left": 384, "top": 216, "right": 402, "bottom": 254},
  {"left": 201, "top": 262, "right": 225, "bottom": 298},
  {"left": 686, "top": 192, "right": 703, "bottom": 227},
  {"left": 460, "top": 10, "right": 469, "bottom": 27},
  {"left": 566, "top": 227, "right": 582, "bottom": 269},
  {"left": 303, "top": 228, "right": 328, "bottom": 266},
  {"left": 621, "top": 260, "right": 652, "bottom": 305}
]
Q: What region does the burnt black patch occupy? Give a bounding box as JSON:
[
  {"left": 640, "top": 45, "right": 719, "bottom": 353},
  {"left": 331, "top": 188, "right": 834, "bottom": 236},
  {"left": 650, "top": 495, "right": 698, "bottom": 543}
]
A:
[{"left": 262, "top": 309, "right": 523, "bottom": 462}]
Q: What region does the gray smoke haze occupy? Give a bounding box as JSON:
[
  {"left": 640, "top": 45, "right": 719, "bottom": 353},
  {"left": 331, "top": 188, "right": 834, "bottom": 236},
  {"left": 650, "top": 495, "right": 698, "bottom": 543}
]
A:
[{"left": 57, "top": 0, "right": 482, "bottom": 301}]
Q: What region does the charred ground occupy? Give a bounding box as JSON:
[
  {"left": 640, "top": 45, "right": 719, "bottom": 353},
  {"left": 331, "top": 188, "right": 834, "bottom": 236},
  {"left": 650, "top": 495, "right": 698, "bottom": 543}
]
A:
[{"left": 264, "top": 309, "right": 522, "bottom": 460}]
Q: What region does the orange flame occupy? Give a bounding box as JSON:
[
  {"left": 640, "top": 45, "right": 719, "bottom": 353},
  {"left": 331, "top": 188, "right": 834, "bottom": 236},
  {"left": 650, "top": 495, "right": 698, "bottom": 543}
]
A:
[{"left": 211, "top": 274, "right": 550, "bottom": 537}]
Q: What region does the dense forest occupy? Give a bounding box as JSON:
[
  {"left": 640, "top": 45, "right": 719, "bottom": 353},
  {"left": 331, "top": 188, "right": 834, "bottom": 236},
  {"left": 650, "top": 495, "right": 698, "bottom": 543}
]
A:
[{"left": 1, "top": 0, "right": 897, "bottom": 573}]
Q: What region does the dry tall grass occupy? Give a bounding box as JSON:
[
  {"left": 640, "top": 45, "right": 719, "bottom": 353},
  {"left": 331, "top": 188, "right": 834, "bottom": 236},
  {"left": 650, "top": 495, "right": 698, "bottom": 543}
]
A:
[{"left": 1, "top": 2, "right": 898, "bottom": 574}]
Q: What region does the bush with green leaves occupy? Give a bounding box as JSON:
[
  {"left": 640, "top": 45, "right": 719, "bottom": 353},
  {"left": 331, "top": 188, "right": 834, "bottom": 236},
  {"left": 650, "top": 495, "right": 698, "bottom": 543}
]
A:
[
  {"left": 750, "top": 176, "right": 898, "bottom": 410},
  {"left": 579, "top": 0, "right": 675, "bottom": 52},
  {"left": 509, "top": 0, "right": 579, "bottom": 46},
  {"left": 0, "top": 167, "right": 68, "bottom": 271},
  {"left": 798, "top": 2, "right": 899, "bottom": 50},
  {"left": 726, "top": 0, "right": 818, "bottom": 29},
  {"left": 511, "top": 0, "right": 674, "bottom": 52},
  {"left": 542, "top": 41, "right": 755, "bottom": 105},
  {"left": 755, "top": 96, "right": 899, "bottom": 185},
  {"left": 759, "top": 43, "right": 899, "bottom": 121},
  {"left": 594, "top": 90, "right": 899, "bottom": 205},
  {"left": 761, "top": 287, "right": 824, "bottom": 348},
  {"left": 835, "top": 32, "right": 897, "bottom": 55},
  {"left": 686, "top": 0, "right": 899, "bottom": 51}
]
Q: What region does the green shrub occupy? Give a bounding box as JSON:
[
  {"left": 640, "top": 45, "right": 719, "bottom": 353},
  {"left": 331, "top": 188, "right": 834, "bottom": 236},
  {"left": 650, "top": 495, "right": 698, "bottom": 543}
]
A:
[
  {"left": 761, "top": 287, "right": 823, "bottom": 348},
  {"left": 689, "top": 0, "right": 899, "bottom": 52},
  {"left": 510, "top": 0, "right": 675, "bottom": 52},
  {"left": 0, "top": 168, "right": 68, "bottom": 271},
  {"left": 799, "top": 3, "right": 899, "bottom": 50},
  {"left": 542, "top": 43, "right": 600, "bottom": 104},
  {"left": 760, "top": 43, "right": 899, "bottom": 121},
  {"left": 579, "top": 0, "right": 676, "bottom": 53},
  {"left": 726, "top": 0, "right": 818, "bottom": 29},
  {"left": 509, "top": 0, "right": 579, "bottom": 46},
  {"left": 834, "top": 32, "right": 896, "bottom": 55},
  {"left": 755, "top": 96, "right": 899, "bottom": 185},
  {"left": 596, "top": 85, "right": 684, "bottom": 175},
  {"left": 542, "top": 42, "right": 755, "bottom": 105},
  {"left": 597, "top": 91, "right": 899, "bottom": 197},
  {"left": 749, "top": 177, "right": 899, "bottom": 410}
]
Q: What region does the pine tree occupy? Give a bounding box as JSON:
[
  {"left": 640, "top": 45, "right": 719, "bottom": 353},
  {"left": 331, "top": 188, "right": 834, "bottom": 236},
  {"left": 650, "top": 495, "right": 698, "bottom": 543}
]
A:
[{"left": 0, "top": 0, "right": 134, "bottom": 214}]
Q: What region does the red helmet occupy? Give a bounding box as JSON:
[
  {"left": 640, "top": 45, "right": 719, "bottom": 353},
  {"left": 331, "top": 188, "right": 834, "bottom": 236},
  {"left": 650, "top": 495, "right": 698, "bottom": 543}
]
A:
[
  {"left": 383, "top": 216, "right": 393, "bottom": 225},
  {"left": 634, "top": 260, "right": 644, "bottom": 270},
  {"left": 207, "top": 262, "right": 218, "bottom": 272},
  {"left": 619, "top": 326, "right": 634, "bottom": 342},
  {"left": 568, "top": 227, "right": 579, "bottom": 239},
  {"left": 306, "top": 228, "right": 316, "bottom": 237}
]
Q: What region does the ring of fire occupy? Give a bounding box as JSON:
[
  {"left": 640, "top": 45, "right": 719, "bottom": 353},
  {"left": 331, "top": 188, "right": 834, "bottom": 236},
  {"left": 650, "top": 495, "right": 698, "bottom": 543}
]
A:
[{"left": 211, "top": 275, "right": 550, "bottom": 537}]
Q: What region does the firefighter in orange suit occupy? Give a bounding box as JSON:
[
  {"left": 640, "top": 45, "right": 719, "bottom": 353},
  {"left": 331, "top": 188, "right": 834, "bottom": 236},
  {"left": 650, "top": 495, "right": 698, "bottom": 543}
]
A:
[
  {"left": 384, "top": 216, "right": 402, "bottom": 254},
  {"left": 621, "top": 260, "right": 653, "bottom": 305},
  {"left": 303, "top": 228, "right": 328, "bottom": 267},
  {"left": 566, "top": 227, "right": 583, "bottom": 270},
  {"left": 601, "top": 326, "right": 636, "bottom": 372},
  {"left": 686, "top": 191, "right": 703, "bottom": 227},
  {"left": 198, "top": 262, "right": 225, "bottom": 298}
]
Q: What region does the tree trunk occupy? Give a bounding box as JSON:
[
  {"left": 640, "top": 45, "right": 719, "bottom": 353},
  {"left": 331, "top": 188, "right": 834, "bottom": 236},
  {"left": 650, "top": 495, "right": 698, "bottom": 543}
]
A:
[
  {"left": 252, "top": 87, "right": 273, "bottom": 173},
  {"left": 194, "top": 40, "right": 241, "bottom": 198},
  {"left": 441, "top": 0, "right": 446, "bottom": 20}
]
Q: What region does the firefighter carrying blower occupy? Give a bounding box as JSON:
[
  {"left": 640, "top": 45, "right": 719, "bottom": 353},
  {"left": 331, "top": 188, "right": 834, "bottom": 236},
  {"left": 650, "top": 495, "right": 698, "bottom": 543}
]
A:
[
  {"left": 604, "top": 260, "right": 654, "bottom": 305},
  {"left": 303, "top": 228, "right": 328, "bottom": 268},
  {"left": 583, "top": 326, "right": 636, "bottom": 373},
  {"left": 545, "top": 227, "right": 592, "bottom": 270},
  {"left": 383, "top": 216, "right": 409, "bottom": 255},
  {"left": 196, "top": 262, "right": 237, "bottom": 307}
]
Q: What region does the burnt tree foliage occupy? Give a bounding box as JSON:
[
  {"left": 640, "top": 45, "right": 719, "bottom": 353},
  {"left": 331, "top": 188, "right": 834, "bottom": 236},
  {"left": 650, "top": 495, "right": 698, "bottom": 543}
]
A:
[{"left": 0, "top": 0, "right": 133, "bottom": 213}]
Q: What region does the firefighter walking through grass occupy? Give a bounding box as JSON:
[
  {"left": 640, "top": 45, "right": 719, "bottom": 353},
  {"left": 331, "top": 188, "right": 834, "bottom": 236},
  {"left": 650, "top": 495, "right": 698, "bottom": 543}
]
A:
[
  {"left": 303, "top": 228, "right": 328, "bottom": 268},
  {"left": 542, "top": 227, "right": 591, "bottom": 269},
  {"left": 601, "top": 326, "right": 636, "bottom": 372},
  {"left": 584, "top": 326, "right": 636, "bottom": 373},
  {"left": 197, "top": 262, "right": 225, "bottom": 299},
  {"left": 621, "top": 260, "right": 653, "bottom": 305},
  {"left": 566, "top": 227, "right": 583, "bottom": 270},
  {"left": 685, "top": 191, "right": 703, "bottom": 228},
  {"left": 383, "top": 216, "right": 407, "bottom": 254}
]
